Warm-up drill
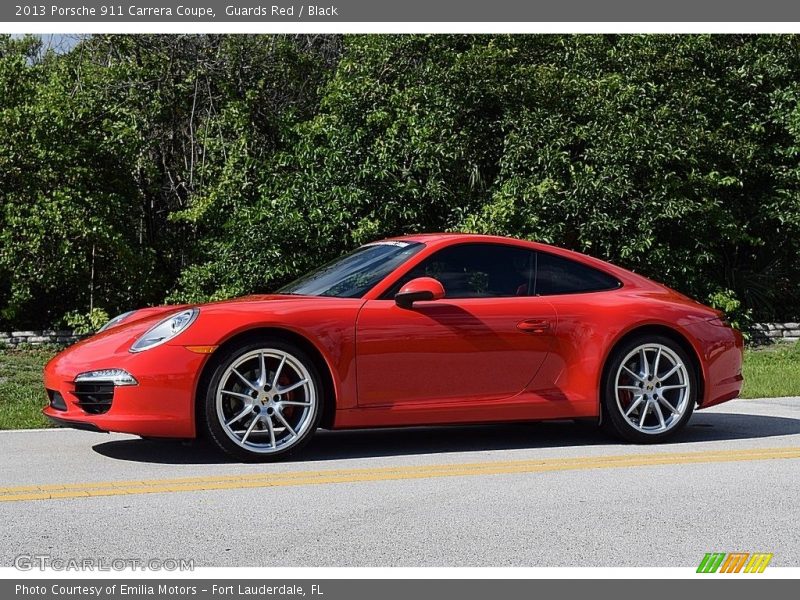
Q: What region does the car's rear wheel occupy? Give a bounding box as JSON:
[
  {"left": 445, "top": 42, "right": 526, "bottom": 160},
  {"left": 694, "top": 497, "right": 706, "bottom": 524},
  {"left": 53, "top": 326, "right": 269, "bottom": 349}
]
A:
[
  {"left": 602, "top": 335, "right": 696, "bottom": 443},
  {"left": 202, "top": 339, "right": 322, "bottom": 461}
]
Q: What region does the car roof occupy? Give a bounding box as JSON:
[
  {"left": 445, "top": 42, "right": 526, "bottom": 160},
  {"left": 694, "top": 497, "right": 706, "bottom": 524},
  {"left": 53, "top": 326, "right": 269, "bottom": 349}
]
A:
[
  {"left": 382, "top": 233, "right": 652, "bottom": 290},
  {"left": 385, "top": 233, "right": 589, "bottom": 259},
  {"left": 386, "top": 232, "right": 531, "bottom": 245}
]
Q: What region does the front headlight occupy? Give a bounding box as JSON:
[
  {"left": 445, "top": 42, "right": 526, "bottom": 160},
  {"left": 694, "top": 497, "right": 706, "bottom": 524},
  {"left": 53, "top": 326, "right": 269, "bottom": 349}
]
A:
[
  {"left": 98, "top": 310, "right": 136, "bottom": 333},
  {"left": 130, "top": 308, "right": 199, "bottom": 353}
]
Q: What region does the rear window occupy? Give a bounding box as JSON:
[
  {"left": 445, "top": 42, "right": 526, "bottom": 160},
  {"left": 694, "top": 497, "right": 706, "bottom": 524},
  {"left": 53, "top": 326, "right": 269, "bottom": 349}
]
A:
[{"left": 534, "top": 251, "right": 621, "bottom": 295}]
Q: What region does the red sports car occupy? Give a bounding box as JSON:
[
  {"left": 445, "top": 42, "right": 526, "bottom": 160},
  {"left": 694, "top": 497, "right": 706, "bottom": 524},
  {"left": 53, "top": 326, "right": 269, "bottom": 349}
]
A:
[{"left": 43, "top": 234, "right": 743, "bottom": 461}]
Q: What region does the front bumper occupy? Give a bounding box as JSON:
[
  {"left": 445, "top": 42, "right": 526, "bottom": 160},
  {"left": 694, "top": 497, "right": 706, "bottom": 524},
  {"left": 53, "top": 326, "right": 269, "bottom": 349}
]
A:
[
  {"left": 44, "top": 413, "right": 107, "bottom": 433},
  {"left": 42, "top": 334, "right": 209, "bottom": 438}
]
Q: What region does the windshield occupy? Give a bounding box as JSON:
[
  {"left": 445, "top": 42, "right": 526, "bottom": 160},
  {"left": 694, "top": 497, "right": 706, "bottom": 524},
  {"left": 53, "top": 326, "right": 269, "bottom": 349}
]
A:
[{"left": 278, "top": 241, "right": 425, "bottom": 298}]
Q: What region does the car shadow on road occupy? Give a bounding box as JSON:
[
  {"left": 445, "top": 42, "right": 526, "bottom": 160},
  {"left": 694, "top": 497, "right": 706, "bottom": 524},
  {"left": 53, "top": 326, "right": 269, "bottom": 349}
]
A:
[{"left": 91, "top": 410, "right": 800, "bottom": 465}]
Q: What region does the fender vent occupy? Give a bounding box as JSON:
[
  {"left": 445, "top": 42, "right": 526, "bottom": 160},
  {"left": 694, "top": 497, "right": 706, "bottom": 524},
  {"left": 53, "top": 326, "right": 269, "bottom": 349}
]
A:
[
  {"left": 73, "top": 382, "right": 114, "bottom": 415},
  {"left": 47, "top": 389, "right": 67, "bottom": 411}
]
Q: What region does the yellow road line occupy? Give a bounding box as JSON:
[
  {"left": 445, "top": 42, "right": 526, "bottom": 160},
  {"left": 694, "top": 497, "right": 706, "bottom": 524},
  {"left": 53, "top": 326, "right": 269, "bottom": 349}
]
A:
[{"left": 1, "top": 446, "right": 798, "bottom": 503}]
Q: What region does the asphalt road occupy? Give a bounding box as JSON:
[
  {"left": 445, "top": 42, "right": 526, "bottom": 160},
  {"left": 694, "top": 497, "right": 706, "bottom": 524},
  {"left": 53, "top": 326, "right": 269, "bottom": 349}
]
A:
[{"left": 1, "top": 397, "right": 799, "bottom": 568}]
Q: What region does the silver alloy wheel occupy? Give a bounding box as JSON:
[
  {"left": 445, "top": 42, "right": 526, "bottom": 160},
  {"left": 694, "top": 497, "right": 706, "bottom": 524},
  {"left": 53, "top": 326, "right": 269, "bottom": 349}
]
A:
[
  {"left": 614, "top": 343, "right": 691, "bottom": 435},
  {"left": 215, "top": 349, "right": 316, "bottom": 454}
]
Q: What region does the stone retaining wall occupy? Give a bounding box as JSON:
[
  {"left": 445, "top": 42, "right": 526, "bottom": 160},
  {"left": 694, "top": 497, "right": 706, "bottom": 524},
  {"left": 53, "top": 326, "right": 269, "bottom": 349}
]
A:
[
  {"left": 2, "top": 323, "right": 799, "bottom": 349},
  {"left": 748, "top": 322, "right": 800, "bottom": 344},
  {"left": 0, "top": 330, "right": 85, "bottom": 348}
]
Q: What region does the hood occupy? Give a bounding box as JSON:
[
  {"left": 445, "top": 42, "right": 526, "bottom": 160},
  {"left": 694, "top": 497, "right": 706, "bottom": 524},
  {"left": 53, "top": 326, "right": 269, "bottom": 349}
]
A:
[{"left": 96, "top": 294, "right": 334, "bottom": 335}]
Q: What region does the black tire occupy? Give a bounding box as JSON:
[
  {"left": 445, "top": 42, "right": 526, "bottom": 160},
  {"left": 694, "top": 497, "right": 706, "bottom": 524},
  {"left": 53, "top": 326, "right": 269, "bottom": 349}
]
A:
[
  {"left": 201, "top": 338, "right": 324, "bottom": 462},
  {"left": 602, "top": 334, "right": 697, "bottom": 444}
]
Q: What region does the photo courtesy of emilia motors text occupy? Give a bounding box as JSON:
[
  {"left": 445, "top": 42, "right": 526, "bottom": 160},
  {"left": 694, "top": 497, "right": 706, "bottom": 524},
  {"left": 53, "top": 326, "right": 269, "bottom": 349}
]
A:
[{"left": 1, "top": 0, "right": 800, "bottom": 597}]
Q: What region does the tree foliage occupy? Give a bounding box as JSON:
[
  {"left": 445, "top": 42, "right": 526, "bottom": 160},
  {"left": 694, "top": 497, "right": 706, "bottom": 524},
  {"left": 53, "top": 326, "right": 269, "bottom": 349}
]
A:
[{"left": 1, "top": 34, "right": 799, "bottom": 328}]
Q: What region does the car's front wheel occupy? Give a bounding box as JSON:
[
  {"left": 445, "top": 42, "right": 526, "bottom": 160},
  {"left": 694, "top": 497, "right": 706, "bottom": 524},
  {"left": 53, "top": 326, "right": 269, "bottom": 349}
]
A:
[
  {"left": 202, "top": 339, "right": 322, "bottom": 461},
  {"left": 602, "top": 335, "right": 696, "bottom": 443}
]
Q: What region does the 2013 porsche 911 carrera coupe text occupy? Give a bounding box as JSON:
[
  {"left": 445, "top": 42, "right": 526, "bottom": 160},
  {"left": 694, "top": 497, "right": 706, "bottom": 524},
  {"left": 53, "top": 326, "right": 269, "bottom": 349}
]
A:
[{"left": 43, "top": 234, "right": 743, "bottom": 461}]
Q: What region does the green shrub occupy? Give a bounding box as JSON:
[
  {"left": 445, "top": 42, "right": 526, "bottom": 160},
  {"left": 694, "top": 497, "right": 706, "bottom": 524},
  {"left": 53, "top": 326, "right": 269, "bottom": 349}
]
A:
[
  {"left": 707, "top": 289, "right": 753, "bottom": 335},
  {"left": 62, "top": 308, "right": 110, "bottom": 335},
  {"left": 2, "top": 35, "right": 800, "bottom": 325}
]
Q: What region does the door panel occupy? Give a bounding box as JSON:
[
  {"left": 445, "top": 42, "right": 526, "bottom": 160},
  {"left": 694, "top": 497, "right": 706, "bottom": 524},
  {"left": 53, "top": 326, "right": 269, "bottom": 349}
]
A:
[{"left": 355, "top": 297, "right": 557, "bottom": 407}]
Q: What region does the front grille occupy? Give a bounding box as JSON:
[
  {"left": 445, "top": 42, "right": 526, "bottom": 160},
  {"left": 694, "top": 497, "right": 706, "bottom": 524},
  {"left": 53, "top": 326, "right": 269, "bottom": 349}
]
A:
[
  {"left": 47, "top": 389, "right": 67, "bottom": 411},
  {"left": 73, "top": 382, "right": 114, "bottom": 414}
]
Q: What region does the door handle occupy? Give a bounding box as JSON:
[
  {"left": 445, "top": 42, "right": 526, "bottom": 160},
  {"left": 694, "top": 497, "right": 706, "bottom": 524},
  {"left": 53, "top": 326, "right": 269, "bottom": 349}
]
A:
[{"left": 517, "top": 319, "right": 551, "bottom": 334}]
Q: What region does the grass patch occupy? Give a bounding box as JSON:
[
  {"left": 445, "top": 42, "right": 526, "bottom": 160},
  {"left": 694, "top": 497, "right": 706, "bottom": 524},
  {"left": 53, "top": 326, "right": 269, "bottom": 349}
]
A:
[
  {"left": 741, "top": 341, "right": 800, "bottom": 399},
  {"left": 0, "top": 341, "right": 799, "bottom": 430},
  {"left": 0, "top": 346, "right": 57, "bottom": 430}
]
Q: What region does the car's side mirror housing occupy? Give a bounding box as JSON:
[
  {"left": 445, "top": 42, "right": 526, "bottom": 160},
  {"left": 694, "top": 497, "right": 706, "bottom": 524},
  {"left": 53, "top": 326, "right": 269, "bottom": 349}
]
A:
[{"left": 395, "top": 277, "right": 445, "bottom": 309}]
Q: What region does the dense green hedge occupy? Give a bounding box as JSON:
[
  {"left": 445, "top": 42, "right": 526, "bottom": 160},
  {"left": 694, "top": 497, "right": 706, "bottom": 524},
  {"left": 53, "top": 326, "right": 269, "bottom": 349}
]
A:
[{"left": 1, "top": 34, "right": 799, "bottom": 329}]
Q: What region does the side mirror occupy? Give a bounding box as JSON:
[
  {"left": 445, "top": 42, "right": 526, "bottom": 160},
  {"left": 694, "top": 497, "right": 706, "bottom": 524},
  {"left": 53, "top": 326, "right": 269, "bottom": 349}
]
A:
[{"left": 395, "top": 277, "right": 445, "bottom": 309}]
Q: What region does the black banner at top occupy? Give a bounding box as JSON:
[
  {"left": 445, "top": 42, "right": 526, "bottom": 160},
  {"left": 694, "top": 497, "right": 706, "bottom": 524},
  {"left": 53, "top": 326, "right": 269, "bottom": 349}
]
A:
[{"left": 4, "top": 0, "right": 800, "bottom": 22}]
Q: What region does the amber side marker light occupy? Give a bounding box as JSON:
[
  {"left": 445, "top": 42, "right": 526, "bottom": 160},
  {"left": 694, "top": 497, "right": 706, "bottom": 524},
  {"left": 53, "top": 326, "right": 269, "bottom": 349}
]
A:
[{"left": 185, "top": 346, "right": 218, "bottom": 354}]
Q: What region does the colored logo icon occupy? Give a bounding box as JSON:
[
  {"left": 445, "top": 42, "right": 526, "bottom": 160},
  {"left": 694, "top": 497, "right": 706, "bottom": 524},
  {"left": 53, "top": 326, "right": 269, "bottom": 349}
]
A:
[{"left": 697, "top": 552, "right": 773, "bottom": 573}]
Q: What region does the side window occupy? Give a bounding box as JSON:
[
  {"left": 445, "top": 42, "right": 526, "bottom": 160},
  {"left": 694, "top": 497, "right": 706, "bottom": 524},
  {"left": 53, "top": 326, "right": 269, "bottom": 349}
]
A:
[
  {"left": 385, "top": 244, "right": 536, "bottom": 299},
  {"left": 534, "top": 251, "right": 621, "bottom": 295}
]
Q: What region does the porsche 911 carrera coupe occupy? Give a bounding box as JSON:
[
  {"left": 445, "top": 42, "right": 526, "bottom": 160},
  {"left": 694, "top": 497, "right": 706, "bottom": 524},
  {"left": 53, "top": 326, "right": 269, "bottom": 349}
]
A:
[{"left": 43, "top": 234, "right": 743, "bottom": 461}]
